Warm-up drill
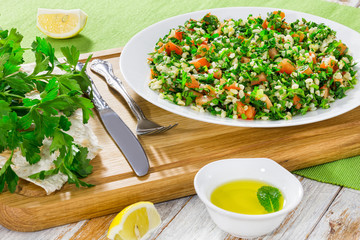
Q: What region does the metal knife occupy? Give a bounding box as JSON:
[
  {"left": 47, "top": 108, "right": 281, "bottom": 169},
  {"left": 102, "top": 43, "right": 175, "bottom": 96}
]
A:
[{"left": 76, "top": 62, "right": 149, "bottom": 177}]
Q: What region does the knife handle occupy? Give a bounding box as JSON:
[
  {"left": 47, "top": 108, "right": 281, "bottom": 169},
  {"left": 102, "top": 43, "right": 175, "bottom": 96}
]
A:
[
  {"left": 90, "top": 59, "right": 145, "bottom": 121},
  {"left": 76, "top": 62, "right": 110, "bottom": 111},
  {"left": 89, "top": 82, "right": 110, "bottom": 111}
]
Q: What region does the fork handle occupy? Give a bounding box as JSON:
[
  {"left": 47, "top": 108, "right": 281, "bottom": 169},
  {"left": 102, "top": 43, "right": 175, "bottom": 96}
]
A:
[{"left": 90, "top": 59, "right": 146, "bottom": 121}]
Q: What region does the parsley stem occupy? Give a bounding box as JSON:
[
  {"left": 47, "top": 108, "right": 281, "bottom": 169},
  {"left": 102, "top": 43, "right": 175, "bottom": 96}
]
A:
[
  {"left": 10, "top": 106, "right": 30, "bottom": 109},
  {"left": 4, "top": 93, "right": 24, "bottom": 99},
  {"left": 30, "top": 75, "right": 54, "bottom": 80}
]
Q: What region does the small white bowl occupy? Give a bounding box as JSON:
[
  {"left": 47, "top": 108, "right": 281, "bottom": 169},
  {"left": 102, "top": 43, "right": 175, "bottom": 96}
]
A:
[{"left": 194, "top": 158, "right": 303, "bottom": 238}]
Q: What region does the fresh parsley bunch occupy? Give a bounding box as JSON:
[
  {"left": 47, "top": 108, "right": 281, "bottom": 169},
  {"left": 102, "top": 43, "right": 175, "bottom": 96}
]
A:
[{"left": 0, "top": 28, "right": 95, "bottom": 193}]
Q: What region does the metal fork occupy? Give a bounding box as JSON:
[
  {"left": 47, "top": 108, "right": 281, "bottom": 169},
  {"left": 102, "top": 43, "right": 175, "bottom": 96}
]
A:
[{"left": 90, "top": 59, "right": 177, "bottom": 135}]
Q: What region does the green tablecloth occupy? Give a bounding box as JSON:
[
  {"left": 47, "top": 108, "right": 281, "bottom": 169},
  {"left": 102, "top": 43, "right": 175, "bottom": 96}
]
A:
[{"left": 1, "top": 0, "right": 360, "bottom": 189}]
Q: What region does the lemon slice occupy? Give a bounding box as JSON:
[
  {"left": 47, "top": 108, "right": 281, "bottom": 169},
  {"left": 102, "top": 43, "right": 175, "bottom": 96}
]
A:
[
  {"left": 37, "top": 8, "right": 87, "bottom": 39},
  {"left": 107, "top": 202, "right": 162, "bottom": 240}
]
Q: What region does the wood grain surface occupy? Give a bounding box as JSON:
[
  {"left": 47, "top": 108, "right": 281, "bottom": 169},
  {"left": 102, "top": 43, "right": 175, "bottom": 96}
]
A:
[{"left": 1, "top": 46, "right": 360, "bottom": 232}]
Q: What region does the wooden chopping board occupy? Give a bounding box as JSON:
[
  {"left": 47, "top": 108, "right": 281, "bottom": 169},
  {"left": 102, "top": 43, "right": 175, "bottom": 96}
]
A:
[{"left": 1, "top": 47, "right": 360, "bottom": 232}]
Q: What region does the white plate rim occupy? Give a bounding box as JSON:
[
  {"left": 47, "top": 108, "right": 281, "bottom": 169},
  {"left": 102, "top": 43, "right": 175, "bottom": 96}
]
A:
[{"left": 120, "top": 7, "right": 360, "bottom": 128}]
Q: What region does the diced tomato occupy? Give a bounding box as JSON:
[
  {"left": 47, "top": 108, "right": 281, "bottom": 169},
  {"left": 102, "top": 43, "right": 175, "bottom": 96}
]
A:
[
  {"left": 334, "top": 77, "right": 343, "bottom": 85},
  {"left": 245, "top": 105, "right": 256, "bottom": 119},
  {"left": 157, "top": 45, "right": 165, "bottom": 53},
  {"left": 248, "top": 16, "right": 262, "bottom": 20},
  {"left": 269, "top": 47, "right": 278, "bottom": 60},
  {"left": 262, "top": 20, "right": 269, "bottom": 29},
  {"left": 273, "top": 11, "right": 285, "bottom": 19},
  {"left": 196, "top": 43, "right": 214, "bottom": 58},
  {"left": 280, "top": 22, "right": 291, "bottom": 30},
  {"left": 244, "top": 93, "right": 251, "bottom": 104},
  {"left": 213, "top": 69, "right": 222, "bottom": 79},
  {"left": 189, "top": 57, "right": 210, "bottom": 70},
  {"left": 164, "top": 42, "right": 183, "bottom": 56},
  {"left": 196, "top": 44, "right": 209, "bottom": 58},
  {"left": 174, "top": 30, "right": 183, "bottom": 41},
  {"left": 195, "top": 95, "right": 214, "bottom": 105},
  {"left": 237, "top": 101, "right": 246, "bottom": 115},
  {"left": 185, "top": 75, "right": 200, "bottom": 88},
  {"left": 204, "top": 85, "right": 216, "bottom": 97},
  {"left": 299, "top": 33, "right": 305, "bottom": 42},
  {"left": 293, "top": 95, "right": 302, "bottom": 109},
  {"left": 299, "top": 66, "right": 313, "bottom": 75},
  {"left": 255, "top": 94, "right": 272, "bottom": 109},
  {"left": 309, "top": 52, "right": 317, "bottom": 64},
  {"left": 189, "top": 90, "right": 202, "bottom": 97},
  {"left": 337, "top": 43, "right": 347, "bottom": 56},
  {"left": 224, "top": 83, "right": 241, "bottom": 90},
  {"left": 241, "top": 57, "right": 251, "bottom": 63},
  {"left": 320, "top": 85, "right": 329, "bottom": 98},
  {"left": 219, "top": 78, "right": 226, "bottom": 85},
  {"left": 236, "top": 102, "right": 256, "bottom": 120},
  {"left": 263, "top": 94, "right": 273, "bottom": 109},
  {"left": 320, "top": 58, "right": 336, "bottom": 71},
  {"left": 278, "top": 58, "right": 296, "bottom": 74},
  {"left": 213, "top": 26, "right": 222, "bottom": 36},
  {"left": 191, "top": 38, "right": 208, "bottom": 46},
  {"left": 150, "top": 69, "right": 157, "bottom": 79},
  {"left": 251, "top": 73, "right": 267, "bottom": 86},
  {"left": 263, "top": 12, "right": 286, "bottom": 30},
  {"left": 292, "top": 32, "right": 305, "bottom": 42}
]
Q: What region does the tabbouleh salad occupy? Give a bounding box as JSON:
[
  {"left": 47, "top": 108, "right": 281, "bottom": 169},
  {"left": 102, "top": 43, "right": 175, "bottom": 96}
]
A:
[{"left": 147, "top": 11, "right": 357, "bottom": 120}]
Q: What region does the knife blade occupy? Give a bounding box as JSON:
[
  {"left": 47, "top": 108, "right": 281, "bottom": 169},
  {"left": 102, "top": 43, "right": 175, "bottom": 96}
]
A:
[{"left": 76, "top": 62, "right": 149, "bottom": 177}]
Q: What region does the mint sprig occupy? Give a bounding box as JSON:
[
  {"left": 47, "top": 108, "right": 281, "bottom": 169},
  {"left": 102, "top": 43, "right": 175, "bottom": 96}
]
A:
[{"left": 257, "top": 186, "right": 282, "bottom": 213}]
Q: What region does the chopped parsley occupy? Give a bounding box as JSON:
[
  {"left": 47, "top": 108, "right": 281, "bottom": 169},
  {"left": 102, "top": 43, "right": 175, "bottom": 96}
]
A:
[{"left": 148, "top": 11, "right": 357, "bottom": 121}]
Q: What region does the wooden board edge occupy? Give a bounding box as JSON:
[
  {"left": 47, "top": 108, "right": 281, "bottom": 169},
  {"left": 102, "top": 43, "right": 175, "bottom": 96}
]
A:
[
  {"left": 0, "top": 176, "right": 195, "bottom": 232},
  {"left": 78, "top": 47, "right": 123, "bottom": 61}
]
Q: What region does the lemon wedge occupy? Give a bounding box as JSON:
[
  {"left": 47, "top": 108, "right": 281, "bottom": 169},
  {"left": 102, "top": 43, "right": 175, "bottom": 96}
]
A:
[
  {"left": 37, "top": 8, "right": 87, "bottom": 39},
  {"left": 107, "top": 202, "right": 162, "bottom": 240}
]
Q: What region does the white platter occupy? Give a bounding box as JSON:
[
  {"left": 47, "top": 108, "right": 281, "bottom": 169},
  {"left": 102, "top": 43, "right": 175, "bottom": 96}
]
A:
[{"left": 120, "top": 7, "right": 360, "bottom": 127}]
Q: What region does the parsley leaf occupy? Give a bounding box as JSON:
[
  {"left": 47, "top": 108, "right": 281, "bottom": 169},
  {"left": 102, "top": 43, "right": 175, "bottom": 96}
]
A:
[
  {"left": 0, "top": 151, "right": 19, "bottom": 193},
  {"left": 61, "top": 46, "right": 80, "bottom": 68},
  {"left": 257, "top": 186, "right": 282, "bottom": 213},
  {"left": 0, "top": 28, "right": 95, "bottom": 193}
]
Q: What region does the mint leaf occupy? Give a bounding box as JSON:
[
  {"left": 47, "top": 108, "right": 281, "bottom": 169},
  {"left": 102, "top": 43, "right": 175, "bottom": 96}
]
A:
[{"left": 257, "top": 186, "right": 282, "bottom": 213}]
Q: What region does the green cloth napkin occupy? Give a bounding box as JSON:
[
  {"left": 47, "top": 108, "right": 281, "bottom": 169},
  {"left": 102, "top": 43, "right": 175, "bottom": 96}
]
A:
[
  {"left": 294, "top": 157, "right": 360, "bottom": 190},
  {"left": 1, "top": 0, "right": 360, "bottom": 189}
]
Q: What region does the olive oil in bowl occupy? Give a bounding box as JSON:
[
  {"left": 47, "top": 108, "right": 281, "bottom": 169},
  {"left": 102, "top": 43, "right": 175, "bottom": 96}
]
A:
[{"left": 210, "top": 179, "right": 284, "bottom": 215}]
